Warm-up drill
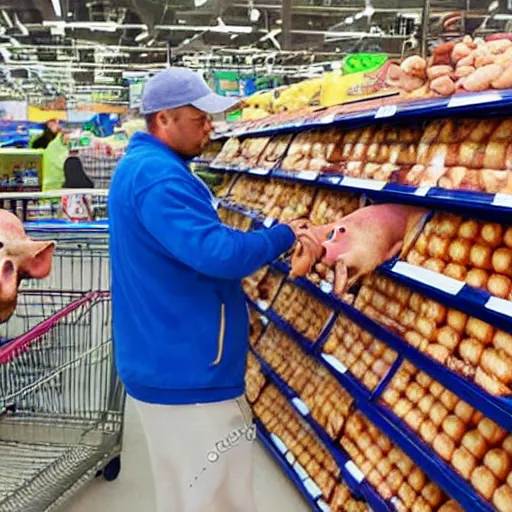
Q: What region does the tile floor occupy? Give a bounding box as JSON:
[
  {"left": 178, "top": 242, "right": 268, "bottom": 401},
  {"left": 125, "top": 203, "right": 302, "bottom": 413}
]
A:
[{"left": 68, "top": 398, "right": 310, "bottom": 512}]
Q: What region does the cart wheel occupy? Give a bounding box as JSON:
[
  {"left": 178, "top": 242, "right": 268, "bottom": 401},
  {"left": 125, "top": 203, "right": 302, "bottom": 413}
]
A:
[{"left": 103, "top": 456, "right": 121, "bottom": 481}]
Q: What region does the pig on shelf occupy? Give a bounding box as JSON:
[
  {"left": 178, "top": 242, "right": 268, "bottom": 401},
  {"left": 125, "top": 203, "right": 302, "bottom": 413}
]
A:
[
  {"left": 290, "top": 203, "right": 428, "bottom": 295},
  {"left": 0, "top": 209, "right": 55, "bottom": 322}
]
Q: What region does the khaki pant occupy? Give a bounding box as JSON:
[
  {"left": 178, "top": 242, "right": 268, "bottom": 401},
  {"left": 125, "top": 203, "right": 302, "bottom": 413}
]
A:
[{"left": 135, "top": 396, "right": 257, "bottom": 512}]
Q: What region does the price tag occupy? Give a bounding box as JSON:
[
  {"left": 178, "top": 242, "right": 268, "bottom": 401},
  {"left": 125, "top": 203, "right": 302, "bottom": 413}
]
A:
[
  {"left": 292, "top": 397, "right": 310, "bottom": 416},
  {"left": 319, "top": 175, "right": 341, "bottom": 185},
  {"left": 375, "top": 104, "right": 397, "bottom": 119},
  {"left": 391, "top": 497, "right": 402, "bottom": 509},
  {"left": 270, "top": 434, "right": 287, "bottom": 454},
  {"left": 345, "top": 461, "right": 365, "bottom": 484},
  {"left": 392, "top": 261, "right": 464, "bottom": 296},
  {"left": 341, "top": 176, "right": 386, "bottom": 191},
  {"left": 293, "top": 462, "right": 309, "bottom": 481},
  {"left": 448, "top": 92, "right": 501, "bottom": 108},
  {"left": 486, "top": 296, "right": 512, "bottom": 318},
  {"left": 256, "top": 300, "right": 269, "bottom": 311},
  {"left": 261, "top": 316, "right": 269, "bottom": 326},
  {"left": 320, "top": 281, "right": 333, "bottom": 294},
  {"left": 263, "top": 217, "right": 275, "bottom": 228},
  {"left": 317, "top": 500, "right": 331, "bottom": 512},
  {"left": 321, "top": 353, "right": 348, "bottom": 374},
  {"left": 304, "top": 478, "right": 323, "bottom": 499},
  {"left": 320, "top": 113, "right": 336, "bottom": 124},
  {"left": 249, "top": 167, "right": 270, "bottom": 176},
  {"left": 414, "top": 186, "right": 431, "bottom": 197},
  {"left": 285, "top": 451, "right": 296, "bottom": 465},
  {"left": 296, "top": 170, "right": 318, "bottom": 181},
  {"left": 492, "top": 193, "right": 512, "bottom": 208}
]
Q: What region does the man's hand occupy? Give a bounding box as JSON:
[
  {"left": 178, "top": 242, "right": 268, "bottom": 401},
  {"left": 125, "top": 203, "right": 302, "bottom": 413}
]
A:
[{"left": 285, "top": 218, "right": 311, "bottom": 237}]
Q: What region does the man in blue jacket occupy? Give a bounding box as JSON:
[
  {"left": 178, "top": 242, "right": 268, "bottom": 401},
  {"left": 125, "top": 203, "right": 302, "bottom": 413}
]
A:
[{"left": 109, "top": 68, "right": 298, "bottom": 512}]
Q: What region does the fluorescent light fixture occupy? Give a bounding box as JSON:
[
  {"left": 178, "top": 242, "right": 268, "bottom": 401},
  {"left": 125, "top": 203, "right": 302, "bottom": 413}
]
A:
[
  {"left": 1, "top": 10, "right": 13, "bottom": 28},
  {"left": 194, "top": 0, "right": 208, "bottom": 6},
  {"left": 135, "top": 30, "right": 149, "bottom": 42},
  {"left": 51, "top": 0, "right": 62, "bottom": 17}
]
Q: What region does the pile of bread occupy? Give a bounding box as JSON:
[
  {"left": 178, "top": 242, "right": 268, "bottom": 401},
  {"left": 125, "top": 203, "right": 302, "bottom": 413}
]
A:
[
  {"left": 407, "top": 213, "right": 512, "bottom": 301},
  {"left": 212, "top": 116, "right": 512, "bottom": 195},
  {"left": 272, "top": 282, "right": 333, "bottom": 342},
  {"left": 243, "top": 265, "right": 283, "bottom": 306},
  {"left": 252, "top": 384, "right": 369, "bottom": 511},
  {"left": 217, "top": 207, "right": 252, "bottom": 232},
  {"left": 322, "top": 315, "right": 399, "bottom": 392},
  {"left": 386, "top": 35, "right": 512, "bottom": 98},
  {"left": 382, "top": 360, "right": 512, "bottom": 510},
  {"left": 341, "top": 412, "right": 459, "bottom": 512},
  {"left": 256, "top": 323, "right": 353, "bottom": 439},
  {"left": 249, "top": 309, "right": 265, "bottom": 346},
  {"left": 245, "top": 352, "right": 267, "bottom": 404},
  {"left": 356, "top": 273, "right": 512, "bottom": 397}
]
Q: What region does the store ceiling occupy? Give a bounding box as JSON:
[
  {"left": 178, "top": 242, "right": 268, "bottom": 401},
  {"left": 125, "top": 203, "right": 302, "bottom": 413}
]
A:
[{"left": 0, "top": 0, "right": 511, "bottom": 98}]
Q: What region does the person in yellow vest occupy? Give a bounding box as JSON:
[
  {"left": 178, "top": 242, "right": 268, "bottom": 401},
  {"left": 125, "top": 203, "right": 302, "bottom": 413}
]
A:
[{"left": 41, "top": 131, "right": 69, "bottom": 192}]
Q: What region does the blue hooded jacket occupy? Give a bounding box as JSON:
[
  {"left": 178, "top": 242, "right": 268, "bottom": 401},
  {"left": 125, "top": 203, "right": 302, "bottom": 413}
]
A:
[{"left": 108, "top": 132, "right": 295, "bottom": 405}]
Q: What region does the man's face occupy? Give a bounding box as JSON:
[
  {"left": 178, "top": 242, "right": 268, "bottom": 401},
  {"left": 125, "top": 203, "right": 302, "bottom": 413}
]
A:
[{"left": 159, "top": 106, "right": 213, "bottom": 158}]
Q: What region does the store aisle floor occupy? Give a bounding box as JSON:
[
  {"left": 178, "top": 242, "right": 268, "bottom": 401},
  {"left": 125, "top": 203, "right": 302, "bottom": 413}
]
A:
[{"left": 68, "top": 398, "right": 310, "bottom": 512}]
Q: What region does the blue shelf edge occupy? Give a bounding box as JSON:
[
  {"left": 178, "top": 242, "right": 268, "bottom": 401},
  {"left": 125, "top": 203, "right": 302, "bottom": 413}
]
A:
[
  {"left": 256, "top": 423, "right": 329, "bottom": 512},
  {"left": 209, "top": 89, "right": 512, "bottom": 140},
  {"left": 248, "top": 292, "right": 495, "bottom": 512},
  {"left": 251, "top": 346, "right": 394, "bottom": 512},
  {"left": 208, "top": 163, "right": 512, "bottom": 223}
]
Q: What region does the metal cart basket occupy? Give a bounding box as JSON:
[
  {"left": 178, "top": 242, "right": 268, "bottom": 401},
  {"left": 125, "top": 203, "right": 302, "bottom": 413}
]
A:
[{"left": 0, "top": 207, "right": 124, "bottom": 512}]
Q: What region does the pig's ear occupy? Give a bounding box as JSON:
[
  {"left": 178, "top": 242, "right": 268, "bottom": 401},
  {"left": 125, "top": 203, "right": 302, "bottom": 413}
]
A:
[{"left": 22, "top": 240, "right": 55, "bottom": 279}]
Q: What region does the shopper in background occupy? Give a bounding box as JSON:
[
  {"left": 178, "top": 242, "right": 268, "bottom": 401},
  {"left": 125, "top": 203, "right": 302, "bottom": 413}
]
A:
[
  {"left": 109, "top": 68, "right": 302, "bottom": 512},
  {"left": 32, "top": 119, "right": 60, "bottom": 149}
]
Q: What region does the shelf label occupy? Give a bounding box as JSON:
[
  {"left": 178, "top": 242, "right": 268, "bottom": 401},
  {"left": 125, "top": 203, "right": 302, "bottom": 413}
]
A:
[
  {"left": 293, "top": 462, "right": 309, "bottom": 481},
  {"left": 486, "top": 296, "right": 512, "bottom": 318},
  {"left": 319, "top": 175, "right": 341, "bottom": 185},
  {"left": 321, "top": 353, "right": 348, "bottom": 374},
  {"left": 249, "top": 167, "right": 270, "bottom": 176},
  {"left": 292, "top": 397, "right": 310, "bottom": 416},
  {"left": 375, "top": 104, "right": 397, "bottom": 119},
  {"left": 345, "top": 461, "right": 365, "bottom": 484},
  {"left": 285, "top": 451, "right": 296, "bottom": 465},
  {"left": 304, "top": 478, "right": 323, "bottom": 499},
  {"left": 261, "top": 316, "right": 270, "bottom": 326},
  {"left": 341, "top": 176, "right": 386, "bottom": 191},
  {"left": 296, "top": 170, "right": 318, "bottom": 181},
  {"left": 270, "top": 434, "right": 287, "bottom": 454},
  {"left": 320, "top": 280, "right": 333, "bottom": 294},
  {"left": 414, "top": 186, "right": 431, "bottom": 197},
  {"left": 317, "top": 500, "right": 331, "bottom": 512},
  {"left": 492, "top": 193, "right": 512, "bottom": 208},
  {"left": 320, "top": 113, "right": 336, "bottom": 124},
  {"left": 256, "top": 299, "right": 269, "bottom": 311},
  {"left": 391, "top": 261, "right": 464, "bottom": 296},
  {"left": 263, "top": 217, "right": 275, "bottom": 228},
  {"left": 448, "top": 92, "right": 501, "bottom": 108}
]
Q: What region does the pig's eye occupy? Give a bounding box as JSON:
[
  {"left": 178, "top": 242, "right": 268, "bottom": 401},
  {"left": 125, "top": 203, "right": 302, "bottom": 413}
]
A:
[
  {"left": 0, "top": 242, "right": 4, "bottom": 249},
  {"left": 338, "top": 227, "right": 346, "bottom": 234}
]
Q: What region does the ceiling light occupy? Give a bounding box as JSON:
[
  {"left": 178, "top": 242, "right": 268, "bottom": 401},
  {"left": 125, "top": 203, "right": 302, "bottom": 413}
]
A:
[
  {"left": 230, "top": 34, "right": 238, "bottom": 40},
  {"left": 194, "top": 0, "right": 208, "bottom": 6},
  {"left": 249, "top": 8, "right": 261, "bottom": 23},
  {"left": 51, "top": 0, "right": 62, "bottom": 17},
  {"left": 1, "top": 10, "right": 13, "bottom": 28}
]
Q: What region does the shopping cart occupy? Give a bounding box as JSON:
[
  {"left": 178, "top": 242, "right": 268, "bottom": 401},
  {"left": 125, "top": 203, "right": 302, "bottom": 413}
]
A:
[
  {"left": 0, "top": 200, "right": 124, "bottom": 512},
  {"left": 76, "top": 145, "right": 125, "bottom": 190}
]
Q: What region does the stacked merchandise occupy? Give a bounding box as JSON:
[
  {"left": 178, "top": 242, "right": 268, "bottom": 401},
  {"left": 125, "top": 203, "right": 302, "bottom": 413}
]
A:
[{"left": 206, "top": 83, "right": 512, "bottom": 512}]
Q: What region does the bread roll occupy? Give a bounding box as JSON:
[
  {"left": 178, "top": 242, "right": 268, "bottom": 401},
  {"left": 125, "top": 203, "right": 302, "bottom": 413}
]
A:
[
  {"left": 487, "top": 274, "right": 512, "bottom": 299},
  {"left": 433, "top": 432, "right": 456, "bottom": 460},
  {"left": 436, "top": 326, "right": 461, "bottom": 351},
  {"left": 408, "top": 467, "right": 427, "bottom": 492},
  {"left": 493, "top": 485, "right": 512, "bottom": 512},
  {"left": 503, "top": 435, "right": 512, "bottom": 455},
  {"left": 376, "top": 457, "right": 393, "bottom": 478},
  {"left": 508, "top": 473, "right": 512, "bottom": 487},
  {"left": 405, "top": 409, "right": 425, "bottom": 431},
  {"left": 420, "top": 420, "right": 437, "bottom": 444},
  {"left": 459, "top": 220, "right": 480, "bottom": 240},
  {"left": 470, "top": 244, "right": 494, "bottom": 270},
  {"left": 447, "top": 309, "right": 468, "bottom": 333},
  {"left": 440, "top": 389, "right": 458, "bottom": 411},
  {"left": 430, "top": 381, "right": 445, "bottom": 398},
  {"left": 504, "top": 227, "right": 512, "bottom": 248},
  {"left": 411, "top": 497, "right": 434, "bottom": 512},
  {"left": 459, "top": 338, "right": 485, "bottom": 365},
  {"left": 387, "top": 468, "right": 405, "bottom": 493},
  {"left": 424, "top": 258, "right": 446, "bottom": 273},
  {"left": 407, "top": 383, "right": 427, "bottom": 403},
  {"left": 426, "top": 344, "right": 450, "bottom": 364},
  {"left": 394, "top": 398, "right": 414, "bottom": 419},
  {"left": 421, "top": 482, "right": 444, "bottom": 507},
  {"left": 377, "top": 481, "right": 393, "bottom": 500},
  {"left": 481, "top": 348, "right": 512, "bottom": 383},
  {"left": 484, "top": 448, "right": 511, "bottom": 480},
  {"left": 418, "top": 395, "right": 436, "bottom": 415},
  {"left": 448, "top": 239, "right": 472, "bottom": 265},
  {"left": 382, "top": 388, "right": 400, "bottom": 407},
  {"left": 398, "top": 482, "right": 416, "bottom": 509},
  {"left": 417, "top": 372, "right": 433, "bottom": 388},
  {"left": 462, "top": 430, "right": 488, "bottom": 458},
  {"left": 492, "top": 248, "right": 512, "bottom": 277},
  {"left": 452, "top": 446, "right": 478, "bottom": 479},
  {"left": 454, "top": 401, "right": 474, "bottom": 424},
  {"left": 466, "top": 317, "right": 495, "bottom": 345},
  {"left": 466, "top": 268, "right": 490, "bottom": 289},
  {"left": 366, "top": 445, "right": 384, "bottom": 465},
  {"left": 471, "top": 466, "right": 498, "bottom": 500},
  {"left": 428, "top": 235, "right": 451, "bottom": 260},
  {"left": 478, "top": 418, "right": 508, "bottom": 445},
  {"left": 492, "top": 331, "right": 512, "bottom": 358},
  {"left": 438, "top": 500, "right": 464, "bottom": 512},
  {"left": 481, "top": 224, "right": 504, "bottom": 248},
  {"left": 443, "top": 263, "right": 468, "bottom": 281},
  {"left": 442, "top": 415, "right": 466, "bottom": 442}
]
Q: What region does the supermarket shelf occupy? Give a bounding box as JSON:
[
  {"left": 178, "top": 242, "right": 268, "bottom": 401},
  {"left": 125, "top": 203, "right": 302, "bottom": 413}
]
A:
[
  {"left": 380, "top": 261, "right": 512, "bottom": 336},
  {"left": 209, "top": 164, "right": 512, "bottom": 223},
  {"left": 249, "top": 285, "right": 496, "bottom": 512},
  {"left": 256, "top": 423, "right": 330, "bottom": 512},
  {"left": 250, "top": 347, "right": 394, "bottom": 512},
  {"left": 211, "top": 89, "right": 512, "bottom": 140},
  {"left": 271, "top": 260, "right": 512, "bottom": 431}
]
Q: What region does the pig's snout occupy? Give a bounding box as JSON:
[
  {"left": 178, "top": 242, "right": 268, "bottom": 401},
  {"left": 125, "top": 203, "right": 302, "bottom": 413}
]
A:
[{"left": 0, "top": 258, "right": 19, "bottom": 323}]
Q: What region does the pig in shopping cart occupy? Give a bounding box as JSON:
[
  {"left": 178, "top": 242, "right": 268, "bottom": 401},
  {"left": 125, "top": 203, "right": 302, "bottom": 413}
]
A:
[{"left": 0, "top": 209, "right": 55, "bottom": 323}]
